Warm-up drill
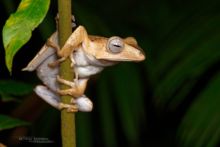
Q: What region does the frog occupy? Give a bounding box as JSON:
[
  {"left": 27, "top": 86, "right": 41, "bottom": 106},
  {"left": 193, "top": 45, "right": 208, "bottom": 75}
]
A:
[{"left": 23, "top": 25, "right": 145, "bottom": 112}]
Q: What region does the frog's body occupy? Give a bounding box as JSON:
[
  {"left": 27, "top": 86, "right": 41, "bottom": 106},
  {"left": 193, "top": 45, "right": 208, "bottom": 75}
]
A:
[
  {"left": 34, "top": 48, "right": 94, "bottom": 111},
  {"left": 23, "top": 25, "right": 145, "bottom": 112}
]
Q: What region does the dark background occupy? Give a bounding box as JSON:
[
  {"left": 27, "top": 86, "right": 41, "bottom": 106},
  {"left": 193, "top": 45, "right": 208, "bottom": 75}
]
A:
[{"left": 0, "top": 0, "right": 220, "bottom": 147}]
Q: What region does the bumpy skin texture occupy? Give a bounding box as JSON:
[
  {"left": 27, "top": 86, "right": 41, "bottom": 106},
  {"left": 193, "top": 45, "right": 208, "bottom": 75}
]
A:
[{"left": 23, "top": 25, "right": 145, "bottom": 112}]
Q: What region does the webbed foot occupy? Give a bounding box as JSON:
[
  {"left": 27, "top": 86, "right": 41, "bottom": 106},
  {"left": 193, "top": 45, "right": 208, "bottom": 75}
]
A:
[{"left": 58, "top": 102, "right": 78, "bottom": 112}]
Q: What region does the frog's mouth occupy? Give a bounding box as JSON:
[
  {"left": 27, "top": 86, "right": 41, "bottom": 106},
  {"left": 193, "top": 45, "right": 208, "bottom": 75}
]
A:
[{"left": 98, "top": 59, "right": 117, "bottom": 66}]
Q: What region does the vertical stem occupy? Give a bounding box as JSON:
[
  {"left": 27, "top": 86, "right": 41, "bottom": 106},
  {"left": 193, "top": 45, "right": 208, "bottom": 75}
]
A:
[{"left": 57, "top": 0, "right": 76, "bottom": 147}]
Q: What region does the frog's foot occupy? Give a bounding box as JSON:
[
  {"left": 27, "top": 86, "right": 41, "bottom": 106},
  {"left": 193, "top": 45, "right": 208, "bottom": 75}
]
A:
[
  {"left": 57, "top": 75, "right": 76, "bottom": 87},
  {"left": 58, "top": 102, "right": 78, "bottom": 112},
  {"left": 56, "top": 76, "right": 88, "bottom": 97},
  {"left": 71, "top": 15, "right": 77, "bottom": 28},
  {"left": 56, "top": 14, "right": 76, "bottom": 29},
  {"left": 60, "top": 96, "right": 93, "bottom": 112},
  {"left": 46, "top": 38, "right": 67, "bottom": 67},
  {"left": 48, "top": 57, "right": 66, "bottom": 68},
  {"left": 46, "top": 37, "right": 60, "bottom": 52}
]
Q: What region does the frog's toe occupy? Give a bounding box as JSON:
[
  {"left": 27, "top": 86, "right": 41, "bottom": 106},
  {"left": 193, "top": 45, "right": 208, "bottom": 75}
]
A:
[
  {"left": 58, "top": 102, "right": 78, "bottom": 112},
  {"left": 57, "top": 89, "right": 70, "bottom": 95}
]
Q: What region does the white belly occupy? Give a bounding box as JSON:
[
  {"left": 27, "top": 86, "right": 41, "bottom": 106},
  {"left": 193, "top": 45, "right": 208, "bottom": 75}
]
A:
[
  {"left": 75, "top": 66, "right": 103, "bottom": 78},
  {"left": 73, "top": 49, "right": 106, "bottom": 78}
]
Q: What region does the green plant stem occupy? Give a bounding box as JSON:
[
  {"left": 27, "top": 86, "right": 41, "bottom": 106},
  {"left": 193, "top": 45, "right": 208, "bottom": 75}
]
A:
[{"left": 57, "top": 0, "right": 76, "bottom": 147}]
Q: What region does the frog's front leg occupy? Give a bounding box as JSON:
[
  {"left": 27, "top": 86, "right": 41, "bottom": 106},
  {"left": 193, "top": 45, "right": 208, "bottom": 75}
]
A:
[
  {"left": 56, "top": 76, "right": 88, "bottom": 97},
  {"left": 45, "top": 39, "right": 66, "bottom": 67},
  {"left": 47, "top": 26, "right": 89, "bottom": 58},
  {"left": 58, "top": 25, "right": 89, "bottom": 58},
  {"left": 46, "top": 26, "right": 89, "bottom": 67}
]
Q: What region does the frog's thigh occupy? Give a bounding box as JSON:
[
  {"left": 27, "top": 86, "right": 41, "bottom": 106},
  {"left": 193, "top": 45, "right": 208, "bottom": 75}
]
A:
[
  {"left": 34, "top": 85, "right": 61, "bottom": 109},
  {"left": 34, "top": 86, "right": 79, "bottom": 112},
  {"left": 75, "top": 95, "right": 93, "bottom": 112}
]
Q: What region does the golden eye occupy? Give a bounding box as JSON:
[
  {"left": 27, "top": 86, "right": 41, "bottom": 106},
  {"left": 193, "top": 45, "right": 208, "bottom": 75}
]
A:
[{"left": 107, "top": 37, "right": 124, "bottom": 54}]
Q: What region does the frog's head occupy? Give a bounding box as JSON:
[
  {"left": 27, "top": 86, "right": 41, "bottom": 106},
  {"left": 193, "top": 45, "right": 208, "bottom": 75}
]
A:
[{"left": 85, "top": 36, "right": 145, "bottom": 62}]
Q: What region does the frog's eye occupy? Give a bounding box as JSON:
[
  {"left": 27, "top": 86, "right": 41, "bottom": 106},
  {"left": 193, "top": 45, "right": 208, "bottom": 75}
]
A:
[{"left": 107, "top": 37, "right": 124, "bottom": 54}]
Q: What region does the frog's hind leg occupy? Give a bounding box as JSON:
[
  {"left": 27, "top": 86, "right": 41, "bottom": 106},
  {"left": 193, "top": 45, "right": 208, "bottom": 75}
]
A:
[
  {"left": 75, "top": 95, "right": 93, "bottom": 112},
  {"left": 34, "top": 85, "right": 78, "bottom": 112}
]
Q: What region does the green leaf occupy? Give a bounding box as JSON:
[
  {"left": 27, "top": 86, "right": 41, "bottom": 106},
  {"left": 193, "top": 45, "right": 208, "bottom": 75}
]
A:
[
  {"left": 1, "top": 93, "right": 20, "bottom": 102},
  {"left": 0, "top": 115, "right": 30, "bottom": 131},
  {"left": 153, "top": 15, "right": 220, "bottom": 77},
  {"left": 178, "top": 74, "right": 220, "bottom": 147},
  {"left": 2, "top": 0, "right": 50, "bottom": 72},
  {"left": 153, "top": 15, "right": 220, "bottom": 109},
  {"left": 0, "top": 80, "right": 33, "bottom": 98}
]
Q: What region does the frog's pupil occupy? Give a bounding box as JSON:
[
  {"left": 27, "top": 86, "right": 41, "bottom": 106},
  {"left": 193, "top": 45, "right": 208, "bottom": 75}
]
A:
[{"left": 113, "top": 44, "right": 121, "bottom": 48}]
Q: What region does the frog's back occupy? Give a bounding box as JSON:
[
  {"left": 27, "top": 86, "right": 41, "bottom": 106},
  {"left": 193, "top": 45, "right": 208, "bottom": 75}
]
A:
[{"left": 22, "top": 32, "right": 58, "bottom": 71}]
